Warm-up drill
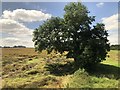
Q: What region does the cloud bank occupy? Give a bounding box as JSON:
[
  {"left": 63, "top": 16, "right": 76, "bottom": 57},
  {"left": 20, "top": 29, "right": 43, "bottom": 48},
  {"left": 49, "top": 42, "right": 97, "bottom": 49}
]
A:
[
  {"left": 2, "top": 9, "right": 52, "bottom": 22},
  {"left": 101, "top": 14, "right": 118, "bottom": 45},
  {"left": 1, "top": 9, "right": 52, "bottom": 47}
]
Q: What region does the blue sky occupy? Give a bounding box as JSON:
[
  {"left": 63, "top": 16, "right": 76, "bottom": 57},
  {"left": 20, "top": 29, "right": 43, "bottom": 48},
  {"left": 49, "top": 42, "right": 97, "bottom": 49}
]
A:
[{"left": 1, "top": 2, "right": 118, "bottom": 47}]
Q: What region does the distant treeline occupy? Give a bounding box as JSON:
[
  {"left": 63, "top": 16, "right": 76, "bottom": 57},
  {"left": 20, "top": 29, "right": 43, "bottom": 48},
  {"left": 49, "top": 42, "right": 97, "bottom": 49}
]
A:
[
  {"left": 110, "top": 45, "right": 120, "bottom": 50},
  {"left": 0, "top": 45, "right": 26, "bottom": 48},
  {"left": 0, "top": 45, "right": 119, "bottom": 50}
]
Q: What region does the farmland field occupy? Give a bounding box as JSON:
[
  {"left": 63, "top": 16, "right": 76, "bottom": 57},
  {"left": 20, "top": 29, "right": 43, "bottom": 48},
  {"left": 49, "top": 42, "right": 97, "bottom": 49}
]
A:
[{"left": 1, "top": 48, "right": 120, "bottom": 88}]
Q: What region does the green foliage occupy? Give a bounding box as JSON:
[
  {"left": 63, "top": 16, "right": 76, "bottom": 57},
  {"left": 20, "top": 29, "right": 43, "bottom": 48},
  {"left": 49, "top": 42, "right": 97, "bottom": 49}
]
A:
[
  {"left": 33, "top": 17, "right": 64, "bottom": 53},
  {"left": 33, "top": 2, "right": 110, "bottom": 68}
]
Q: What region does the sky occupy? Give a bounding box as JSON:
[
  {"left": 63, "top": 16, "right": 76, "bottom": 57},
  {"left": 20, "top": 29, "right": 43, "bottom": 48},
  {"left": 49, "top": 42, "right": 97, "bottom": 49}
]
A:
[{"left": 0, "top": 2, "right": 119, "bottom": 47}]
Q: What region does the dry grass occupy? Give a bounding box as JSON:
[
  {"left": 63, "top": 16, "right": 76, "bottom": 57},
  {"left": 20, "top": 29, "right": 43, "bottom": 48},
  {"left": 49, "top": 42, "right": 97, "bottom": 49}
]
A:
[
  {"left": 2, "top": 48, "right": 37, "bottom": 55},
  {"left": 2, "top": 48, "right": 66, "bottom": 88},
  {"left": 1, "top": 48, "right": 119, "bottom": 88}
]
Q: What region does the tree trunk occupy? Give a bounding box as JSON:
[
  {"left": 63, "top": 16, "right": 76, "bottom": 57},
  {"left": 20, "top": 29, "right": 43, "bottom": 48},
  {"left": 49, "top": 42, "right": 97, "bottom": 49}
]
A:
[{"left": 74, "top": 56, "right": 80, "bottom": 67}]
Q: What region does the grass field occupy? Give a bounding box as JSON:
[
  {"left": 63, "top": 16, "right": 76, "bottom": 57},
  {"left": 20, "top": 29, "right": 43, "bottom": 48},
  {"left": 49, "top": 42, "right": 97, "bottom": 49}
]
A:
[{"left": 1, "top": 48, "right": 120, "bottom": 88}]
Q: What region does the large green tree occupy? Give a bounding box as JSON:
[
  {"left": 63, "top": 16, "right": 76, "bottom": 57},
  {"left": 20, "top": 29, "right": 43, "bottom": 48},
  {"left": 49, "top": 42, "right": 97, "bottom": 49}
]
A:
[{"left": 33, "top": 2, "right": 110, "bottom": 68}]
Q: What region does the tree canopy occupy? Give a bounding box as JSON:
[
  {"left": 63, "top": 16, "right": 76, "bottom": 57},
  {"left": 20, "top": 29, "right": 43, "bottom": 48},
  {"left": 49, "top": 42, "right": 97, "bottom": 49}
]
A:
[{"left": 33, "top": 2, "right": 110, "bottom": 68}]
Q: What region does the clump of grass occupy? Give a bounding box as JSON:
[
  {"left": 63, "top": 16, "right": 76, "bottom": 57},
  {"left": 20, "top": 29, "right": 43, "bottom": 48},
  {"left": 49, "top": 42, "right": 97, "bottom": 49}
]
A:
[
  {"left": 2, "top": 74, "right": 43, "bottom": 88},
  {"left": 65, "top": 68, "right": 119, "bottom": 88},
  {"left": 26, "top": 69, "right": 39, "bottom": 75},
  {"left": 91, "top": 77, "right": 119, "bottom": 88},
  {"left": 3, "top": 75, "right": 58, "bottom": 88},
  {"left": 66, "top": 68, "right": 92, "bottom": 88}
]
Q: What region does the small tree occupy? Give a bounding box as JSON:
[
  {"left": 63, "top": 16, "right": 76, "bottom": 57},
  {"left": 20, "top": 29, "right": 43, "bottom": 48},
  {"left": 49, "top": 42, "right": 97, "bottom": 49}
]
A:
[{"left": 33, "top": 2, "right": 110, "bottom": 68}]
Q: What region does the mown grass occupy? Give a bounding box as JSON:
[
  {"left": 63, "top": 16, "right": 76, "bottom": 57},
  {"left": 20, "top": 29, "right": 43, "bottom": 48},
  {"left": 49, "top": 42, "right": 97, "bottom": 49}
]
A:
[
  {"left": 102, "top": 50, "right": 119, "bottom": 67},
  {"left": 2, "top": 48, "right": 119, "bottom": 88}
]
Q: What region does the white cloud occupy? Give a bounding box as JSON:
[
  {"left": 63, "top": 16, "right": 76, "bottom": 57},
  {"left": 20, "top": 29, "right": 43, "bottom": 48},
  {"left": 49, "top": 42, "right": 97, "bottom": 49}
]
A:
[
  {"left": 0, "top": 19, "right": 34, "bottom": 47},
  {"left": 2, "top": 37, "right": 20, "bottom": 46},
  {"left": 101, "top": 14, "right": 118, "bottom": 45},
  {"left": 0, "top": 9, "right": 52, "bottom": 47},
  {"left": 2, "top": 9, "right": 52, "bottom": 22},
  {"left": 2, "top": 37, "right": 34, "bottom": 47},
  {"left": 96, "top": 2, "right": 104, "bottom": 7},
  {"left": 108, "top": 32, "right": 118, "bottom": 45},
  {"left": 101, "top": 14, "right": 118, "bottom": 30},
  {"left": 0, "top": 19, "right": 33, "bottom": 36}
]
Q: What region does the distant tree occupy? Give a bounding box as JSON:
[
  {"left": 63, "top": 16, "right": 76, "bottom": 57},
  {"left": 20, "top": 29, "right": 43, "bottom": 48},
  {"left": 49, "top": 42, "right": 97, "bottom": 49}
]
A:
[
  {"left": 33, "top": 2, "right": 110, "bottom": 68},
  {"left": 110, "top": 45, "right": 120, "bottom": 50},
  {"left": 13, "top": 45, "right": 26, "bottom": 48},
  {"left": 3, "top": 46, "right": 11, "bottom": 48},
  {"left": 13, "top": 45, "right": 17, "bottom": 48}
]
